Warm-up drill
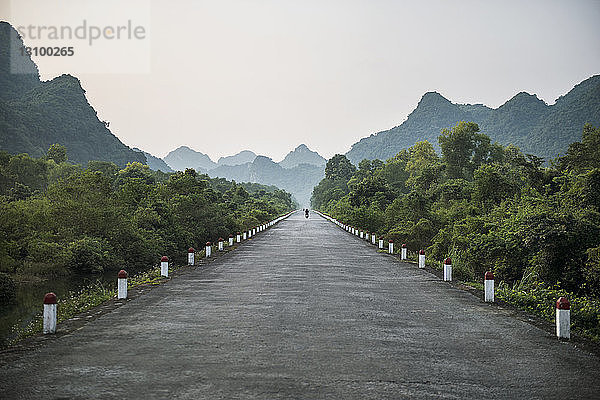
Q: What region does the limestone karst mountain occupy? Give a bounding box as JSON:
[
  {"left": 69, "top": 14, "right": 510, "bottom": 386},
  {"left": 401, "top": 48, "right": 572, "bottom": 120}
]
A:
[
  {"left": 0, "top": 22, "right": 146, "bottom": 167},
  {"left": 346, "top": 75, "right": 600, "bottom": 163}
]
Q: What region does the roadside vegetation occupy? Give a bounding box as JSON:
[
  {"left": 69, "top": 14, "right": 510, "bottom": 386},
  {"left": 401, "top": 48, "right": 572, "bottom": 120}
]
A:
[
  {"left": 0, "top": 145, "right": 294, "bottom": 304},
  {"left": 8, "top": 263, "right": 180, "bottom": 345},
  {"left": 312, "top": 123, "right": 600, "bottom": 341}
]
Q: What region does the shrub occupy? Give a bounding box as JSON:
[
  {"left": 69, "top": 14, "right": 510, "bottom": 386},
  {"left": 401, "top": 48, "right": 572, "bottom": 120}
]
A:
[
  {"left": 0, "top": 272, "right": 16, "bottom": 305},
  {"left": 67, "top": 236, "right": 116, "bottom": 274}
]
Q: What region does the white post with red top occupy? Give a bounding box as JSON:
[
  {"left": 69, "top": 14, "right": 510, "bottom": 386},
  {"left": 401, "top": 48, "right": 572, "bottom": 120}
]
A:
[
  {"left": 388, "top": 240, "right": 394, "bottom": 254},
  {"left": 418, "top": 250, "right": 425, "bottom": 269},
  {"left": 401, "top": 244, "right": 407, "bottom": 260},
  {"left": 443, "top": 257, "right": 452, "bottom": 281},
  {"left": 218, "top": 238, "right": 224, "bottom": 251},
  {"left": 205, "top": 242, "right": 212, "bottom": 258},
  {"left": 161, "top": 256, "right": 169, "bottom": 277},
  {"left": 118, "top": 270, "right": 128, "bottom": 299},
  {"left": 43, "top": 292, "right": 57, "bottom": 334},
  {"left": 188, "top": 248, "right": 195, "bottom": 265},
  {"left": 556, "top": 297, "right": 570, "bottom": 339},
  {"left": 484, "top": 271, "right": 494, "bottom": 302}
]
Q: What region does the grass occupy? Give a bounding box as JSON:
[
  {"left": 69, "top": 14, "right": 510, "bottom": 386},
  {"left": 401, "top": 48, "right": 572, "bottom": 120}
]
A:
[
  {"left": 8, "top": 280, "right": 115, "bottom": 346},
  {"left": 431, "top": 261, "right": 600, "bottom": 342},
  {"left": 7, "top": 265, "right": 172, "bottom": 347},
  {"left": 495, "top": 280, "right": 600, "bottom": 343}
]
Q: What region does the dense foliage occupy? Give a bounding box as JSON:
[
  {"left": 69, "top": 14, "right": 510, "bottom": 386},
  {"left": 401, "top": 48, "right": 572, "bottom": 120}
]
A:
[
  {"left": 313, "top": 122, "right": 600, "bottom": 297},
  {"left": 346, "top": 75, "right": 600, "bottom": 164},
  {"left": 0, "top": 147, "right": 294, "bottom": 282}
]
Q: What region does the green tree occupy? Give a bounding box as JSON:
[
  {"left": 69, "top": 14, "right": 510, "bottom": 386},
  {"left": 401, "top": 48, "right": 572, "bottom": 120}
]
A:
[
  {"left": 438, "top": 121, "right": 502, "bottom": 179},
  {"left": 556, "top": 124, "right": 600, "bottom": 173},
  {"left": 46, "top": 143, "right": 67, "bottom": 164},
  {"left": 325, "top": 154, "right": 356, "bottom": 181}
]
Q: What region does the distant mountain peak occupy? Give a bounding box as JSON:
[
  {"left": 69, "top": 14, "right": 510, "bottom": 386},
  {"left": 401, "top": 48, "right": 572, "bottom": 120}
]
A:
[
  {"left": 419, "top": 91, "right": 452, "bottom": 105},
  {"left": 279, "top": 144, "right": 326, "bottom": 169},
  {"left": 509, "top": 91, "right": 544, "bottom": 103},
  {"left": 498, "top": 91, "right": 548, "bottom": 114},
  {"left": 163, "top": 146, "right": 216, "bottom": 171},
  {"left": 217, "top": 150, "right": 256, "bottom": 166},
  {"left": 172, "top": 145, "right": 194, "bottom": 153}
]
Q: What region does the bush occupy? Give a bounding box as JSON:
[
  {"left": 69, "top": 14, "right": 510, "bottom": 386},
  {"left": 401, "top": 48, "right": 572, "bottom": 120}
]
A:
[
  {"left": 67, "top": 236, "right": 116, "bottom": 274},
  {"left": 0, "top": 272, "right": 16, "bottom": 305},
  {"left": 20, "top": 239, "right": 71, "bottom": 277}
]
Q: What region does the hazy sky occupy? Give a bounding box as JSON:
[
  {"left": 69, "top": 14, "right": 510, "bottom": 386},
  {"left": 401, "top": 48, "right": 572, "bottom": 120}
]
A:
[{"left": 2, "top": 0, "right": 600, "bottom": 161}]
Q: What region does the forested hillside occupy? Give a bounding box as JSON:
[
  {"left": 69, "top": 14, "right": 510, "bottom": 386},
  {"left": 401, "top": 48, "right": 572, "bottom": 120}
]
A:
[
  {"left": 0, "top": 22, "right": 145, "bottom": 167},
  {"left": 346, "top": 76, "right": 600, "bottom": 163},
  {"left": 0, "top": 145, "right": 293, "bottom": 303}
]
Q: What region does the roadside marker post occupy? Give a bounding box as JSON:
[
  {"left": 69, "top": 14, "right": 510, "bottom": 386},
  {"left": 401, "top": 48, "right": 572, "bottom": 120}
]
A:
[
  {"left": 484, "top": 271, "right": 495, "bottom": 302},
  {"left": 118, "top": 270, "right": 128, "bottom": 299},
  {"left": 161, "top": 256, "right": 169, "bottom": 277},
  {"left": 188, "top": 247, "right": 195, "bottom": 265},
  {"left": 443, "top": 257, "right": 452, "bottom": 281},
  {"left": 556, "top": 297, "right": 571, "bottom": 340},
  {"left": 43, "top": 292, "right": 57, "bottom": 334}
]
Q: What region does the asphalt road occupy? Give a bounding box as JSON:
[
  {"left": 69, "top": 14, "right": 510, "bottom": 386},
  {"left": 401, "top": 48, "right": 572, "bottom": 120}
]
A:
[{"left": 1, "top": 212, "right": 599, "bottom": 399}]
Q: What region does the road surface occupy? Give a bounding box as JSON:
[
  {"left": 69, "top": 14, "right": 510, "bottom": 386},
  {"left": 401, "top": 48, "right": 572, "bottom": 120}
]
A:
[{"left": 1, "top": 212, "right": 599, "bottom": 399}]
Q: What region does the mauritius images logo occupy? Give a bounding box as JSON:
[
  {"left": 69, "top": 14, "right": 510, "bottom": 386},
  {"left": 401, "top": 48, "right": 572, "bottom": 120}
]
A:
[{"left": 9, "top": 0, "right": 151, "bottom": 74}]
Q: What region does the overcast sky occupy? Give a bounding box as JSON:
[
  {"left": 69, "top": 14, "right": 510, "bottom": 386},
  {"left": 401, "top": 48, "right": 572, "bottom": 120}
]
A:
[{"left": 2, "top": 0, "right": 600, "bottom": 161}]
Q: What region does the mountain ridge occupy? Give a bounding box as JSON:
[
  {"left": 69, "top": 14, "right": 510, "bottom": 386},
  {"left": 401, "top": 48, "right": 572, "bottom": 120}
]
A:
[
  {"left": 279, "top": 144, "right": 326, "bottom": 169},
  {"left": 217, "top": 150, "right": 256, "bottom": 166},
  {"left": 346, "top": 75, "right": 600, "bottom": 163},
  {"left": 163, "top": 146, "right": 217, "bottom": 172},
  {"left": 132, "top": 148, "right": 174, "bottom": 173},
  {"left": 162, "top": 144, "right": 326, "bottom": 206},
  {"left": 0, "top": 21, "right": 146, "bottom": 167}
]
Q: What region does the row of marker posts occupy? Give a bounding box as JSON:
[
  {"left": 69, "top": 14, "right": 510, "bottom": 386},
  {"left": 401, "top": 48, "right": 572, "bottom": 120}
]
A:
[
  {"left": 315, "top": 210, "right": 572, "bottom": 341},
  {"left": 42, "top": 211, "right": 295, "bottom": 335}
]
